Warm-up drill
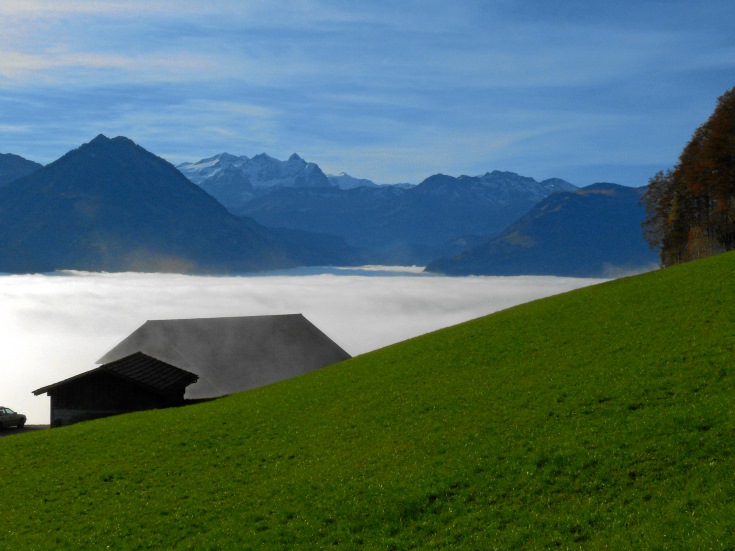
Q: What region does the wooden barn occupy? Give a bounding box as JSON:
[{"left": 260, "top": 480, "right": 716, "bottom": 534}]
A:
[
  {"left": 95, "top": 314, "right": 351, "bottom": 399},
  {"left": 33, "top": 352, "right": 198, "bottom": 427}
]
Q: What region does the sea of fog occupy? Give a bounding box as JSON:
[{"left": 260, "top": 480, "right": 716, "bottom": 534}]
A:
[{"left": 0, "top": 267, "right": 607, "bottom": 425}]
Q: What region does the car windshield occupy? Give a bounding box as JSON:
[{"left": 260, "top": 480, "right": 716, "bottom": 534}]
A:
[{"left": 3, "top": 408, "right": 15, "bottom": 414}]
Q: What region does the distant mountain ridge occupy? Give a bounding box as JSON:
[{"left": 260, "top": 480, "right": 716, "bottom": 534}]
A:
[
  {"left": 236, "top": 170, "right": 578, "bottom": 264},
  {"left": 178, "top": 152, "right": 380, "bottom": 190},
  {"left": 326, "top": 172, "right": 379, "bottom": 189},
  {"left": 0, "top": 152, "right": 42, "bottom": 187},
  {"left": 0, "top": 140, "right": 655, "bottom": 275},
  {"left": 426, "top": 183, "right": 658, "bottom": 277},
  {"left": 176, "top": 151, "right": 578, "bottom": 264},
  {"left": 0, "top": 135, "right": 352, "bottom": 274}
]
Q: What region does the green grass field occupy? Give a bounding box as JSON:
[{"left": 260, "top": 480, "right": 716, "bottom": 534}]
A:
[{"left": 3, "top": 252, "right": 735, "bottom": 549}]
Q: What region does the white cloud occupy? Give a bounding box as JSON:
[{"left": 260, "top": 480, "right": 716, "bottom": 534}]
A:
[
  {"left": 0, "top": 270, "right": 604, "bottom": 424},
  {"left": 0, "top": 124, "right": 30, "bottom": 134},
  {"left": 0, "top": 1, "right": 233, "bottom": 18}
]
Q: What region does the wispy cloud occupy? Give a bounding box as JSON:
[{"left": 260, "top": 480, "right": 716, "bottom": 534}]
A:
[
  {"left": 0, "top": 49, "right": 130, "bottom": 79},
  {"left": 0, "top": 124, "right": 30, "bottom": 134},
  {"left": 0, "top": 0, "right": 733, "bottom": 185},
  {"left": 0, "top": 1, "right": 239, "bottom": 18}
]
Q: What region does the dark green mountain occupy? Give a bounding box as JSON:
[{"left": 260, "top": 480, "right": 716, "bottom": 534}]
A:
[
  {"left": 0, "top": 135, "right": 351, "bottom": 274},
  {"left": 426, "top": 183, "right": 659, "bottom": 277},
  {"left": 0, "top": 152, "right": 42, "bottom": 187}
]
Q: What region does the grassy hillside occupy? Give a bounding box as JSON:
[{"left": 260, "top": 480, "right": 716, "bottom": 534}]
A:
[{"left": 3, "top": 253, "right": 735, "bottom": 548}]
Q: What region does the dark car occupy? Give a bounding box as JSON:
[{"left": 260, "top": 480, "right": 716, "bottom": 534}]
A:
[{"left": 0, "top": 407, "right": 26, "bottom": 429}]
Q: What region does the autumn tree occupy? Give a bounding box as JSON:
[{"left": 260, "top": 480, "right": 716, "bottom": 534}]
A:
[{"left": 642, "top": 86, "right": 735, "bottom": 266}]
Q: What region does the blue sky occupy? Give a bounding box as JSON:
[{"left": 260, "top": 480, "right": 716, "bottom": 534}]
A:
[{"left": 1, "top": 1, "right": 733, "bottom": 186}]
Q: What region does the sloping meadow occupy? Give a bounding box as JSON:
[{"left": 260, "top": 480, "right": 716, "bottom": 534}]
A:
[{"left": 3, "top": 252, "right": 735, "bottom": 548}]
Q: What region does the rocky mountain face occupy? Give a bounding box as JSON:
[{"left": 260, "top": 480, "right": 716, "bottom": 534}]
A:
[
  {"left": 0, "top": 153, "right": 42, "bottom": 187},
  {"left": 0, "top": 136, "right": 352, "bottom": 274},
  {"left": 426, "top": 183, "right": 659, "bottom": 277}
]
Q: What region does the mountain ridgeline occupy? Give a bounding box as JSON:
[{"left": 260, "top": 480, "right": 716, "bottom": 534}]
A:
[
  {"left": 0, "top": 136, "right": 656, "bottom": 275},
  {"left": 0, "top": 136, "right": 351, "bottom": 274},
  {"left": 179, "top": 151, "right": 579, "bottom": 264},
  {"left": 0, "top": 152, "right": 42, "bottom": 187},
  {"left": 427, "top": 183, "right": 658, "bottom": 277}
]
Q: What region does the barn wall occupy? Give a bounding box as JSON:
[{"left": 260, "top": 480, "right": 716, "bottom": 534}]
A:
[{"left": 48, "top": 372, "right": 184, "bottom": 427}]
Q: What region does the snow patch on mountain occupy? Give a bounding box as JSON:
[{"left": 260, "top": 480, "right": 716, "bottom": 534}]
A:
[{"left": 178, "top": 152, "right": 330, "bottom": 189}]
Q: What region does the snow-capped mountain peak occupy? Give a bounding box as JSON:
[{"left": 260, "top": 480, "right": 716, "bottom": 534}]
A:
[
  {"left": 178, "top": 151, "right": 334, "bottom": 210},
  {"left": 176, "top": 153, "right": 246, "bottom": 184}
]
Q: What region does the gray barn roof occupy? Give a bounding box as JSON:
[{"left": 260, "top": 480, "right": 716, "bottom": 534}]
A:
[
  {"left": 34, "top": 352, "right": 198, "bottom": 396},
  {"left": 95, "top": 314, "right": 351, "bottom": 399}
]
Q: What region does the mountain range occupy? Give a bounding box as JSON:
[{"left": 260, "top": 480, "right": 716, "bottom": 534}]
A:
[
  {"left": 177, "top": 151, "right": 580, "bottom": 264},
  {"left": 0, "top": 139, "right": 658, "bottom": 275},
  {"left": 426, "top": 183, "right": 659, "bottom": 277},
  {"left": 0, "top": 136, "right": 351, "bottom": 274},
  {"left": 237, "top": 172, "right": 579, "bottom": 264}
]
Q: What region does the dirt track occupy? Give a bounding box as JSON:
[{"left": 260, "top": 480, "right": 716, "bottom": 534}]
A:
[{"left": 0, "top": 425, "right": 49, "bottom": 438}]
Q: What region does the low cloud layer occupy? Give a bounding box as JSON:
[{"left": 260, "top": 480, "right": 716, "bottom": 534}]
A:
[{"left": 0, "top": 270, "right": 605, "bottom": 424}]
